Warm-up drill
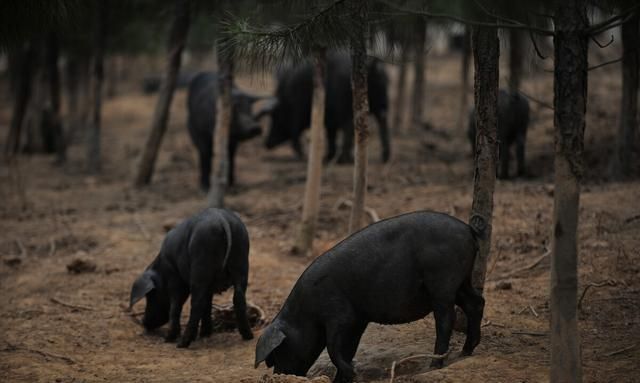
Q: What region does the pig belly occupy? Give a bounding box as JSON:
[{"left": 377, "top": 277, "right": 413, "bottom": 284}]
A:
[{"left": 357, "top": 283, "right": 432, "bottom": 325}]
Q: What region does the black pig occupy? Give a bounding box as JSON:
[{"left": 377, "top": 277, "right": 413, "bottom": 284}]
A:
[
  {"left": 257, "top": 52, "right": 390, "bottom": 164},
  {"left": 255, "top": 211, "right": 486, "bottom": 383},
  {"left": 130, "top": 208, "right": 253, "bottom": 348},
  {"left": 468, "top": 89, "right": 530, "bottom": 179},
  {"left": 188, "top": 72, "right": 263, "bottom": 190}
]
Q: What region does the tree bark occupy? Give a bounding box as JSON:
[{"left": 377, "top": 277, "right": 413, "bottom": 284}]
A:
[
  {"left": 87, "top": 1, "right": 108, "bottom": 174},
  {"left": 208, "top": 41, "right": 233, "bottom": 208},
  {"left": 4, "top": 42, "right": 35, "bottom": 158},
  {"left": 134, "top": 0, "right": 190, "bottom": 186},
  {"left": 45, "top": 30, "right": 66, "bottom": 164},
  {"left": 508, "top": 29, "right": 524, "bottom": 94},
  {"left": 292, "top": 47, "right": 327, "bottom": 255},
  {"left": 550, "top": 1, "right": 588, "bottom": 381},
  {"left": 392, "top": 44, "right": 409, "bottom": 135},
  {"left": 348, "top": 0, "right": 370, "bottom": 233},
  {"left": 610, "top": 12, "right": 639, "bottom": 179},
  {"left": 457, "top": 26, "right": 472, "bottom": 132},
  {"left": 469, "top": 25, "right": 499, "bottom": 292},
  {"left": 410, "top": 18, "right": 427, "bottom": 128}
]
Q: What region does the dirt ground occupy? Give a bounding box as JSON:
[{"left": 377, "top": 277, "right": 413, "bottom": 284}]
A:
[{"left": 1, "top": 53, "right": 639, "bottom": 383}]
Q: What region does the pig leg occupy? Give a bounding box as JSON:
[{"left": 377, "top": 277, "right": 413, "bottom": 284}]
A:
[
  {"left": 198, "top": 290, "right": 215, "bottom": 338},
  {"left": 325, "top": 125, "right": 338, "bottom": 162},
  {"left": 228, "top": 141, "right": 237, "bottom": 186},
  {"left": 326, "top": 320, "right": 366, "bottom": 383},
  {"left": 291, "top": 135, "right": 304, "bottom": 160},
  {"left": 375, "top": 110, "right": 390, "bottom": 163},
  {"left": 165, "top": 285, "right": 189, "bottom": 342},
  {"left": 178, "top": 285, "right": 212, "bottom": 348},
  {"left": 233, "top": 278, "right": 254, "bottom": 340},
  {"left": 337, "top": 122, "right": 354, "bottom": 164},
  {"left": 498, "top": 140, "right": 510, "bottom": 179},
  {"left": 515, "top": 134, "right": 526, "bottom": 177},
  {"left": 198, "top": 143, "right": 212, "bottom": 191},
  {"left": 455, "top": 278, "right": 485, "bottom": 356},
  {"left": 430, "top": 301, "right": 455, "bottom": 368}
]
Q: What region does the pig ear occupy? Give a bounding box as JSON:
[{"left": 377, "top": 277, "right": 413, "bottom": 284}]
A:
[
  {"left": 129, "top": 270, "right": 156, "bottom": 308},
  {"left": 254, "top": 324, "right": 286, "bottom": 368},
  {"left": 254, "top": 97, "right": 278, "bottom": 120}
]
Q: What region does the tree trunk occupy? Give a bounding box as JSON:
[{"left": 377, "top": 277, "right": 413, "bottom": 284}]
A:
[
  {"left": 87, "top": 1, "right": 108, "bottom": 174},
  {"left": 550, "top": 1, "right": 588, "bottom": 381},
  {"left": 4, "top": 42, "right": 35, "bottom": 157},
  {"left": 348, "top": 0, "right": 370, "bottom": 233},
  {"left": 610, "top": 12, "right": 639, "bottom": 179},
  {"left": 65, "top": 55, "right": 91, "bottom": 146},
  {"left": 392, "top": 44, "right": 409, "bottom": 135},
  {"left": 208, "top": 41, "right": 233, "bottom": 208},
  {"left": 410, "top": 18, "right": 427, "bottom": 128},
  {"left": 508, "top": 29, "right": 524, "bottom": 94},
  {"left": 457, "top": 26, "right": 472, "bottom": 132},
  {"left": 45, "top": 31, "right": 66, "bottom": 164},
  {"left": 134, "top": 0, "right": 190, "bottom": 187},
  {"left": 292, "top": 47, "right": 327, "bottom": 255},
  {"left": 469, "top": 25, "right": 499, "bottom": 292}
]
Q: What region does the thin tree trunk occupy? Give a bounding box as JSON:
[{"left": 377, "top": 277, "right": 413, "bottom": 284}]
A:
[
  {"left": 410, "top": 18, "right": 427, "bottom": 128},
  {"left": 4, "top": 42, "right": 35, "bottom": 157},
  {"left": 550, "top": 1, "right": 588, "bottom": 381},
  {"left": 87, "top": 1, "right": 108, "bottom": 174},
  {"left": 46, "top": 30, "right": 66, "bottom": 164},
  {"left": 24, "top": 62, "right": 45, "bottom": 154},
  {"left": 457, "top": 26, "right": 472, "bottom": 132},
  {"left": 78, "top": 56, "right": 92, "bottom": 143},
  {"left": 469, "top": 25, "right": 499, "bottom": 292},
  {"left": 509, "top": 29, "right": 523, "bottom": 94},
  {"left": 292, "top": 47, "right": 327, "bottom": 255},
  {"left": 134, "top": 0, "right": 190, "bottom": 187},
  {"left": 208, "top": 41, "right": 233, "bottom": 208},
  {"left": 65, "top": 56, "right": 80, "bottom": 144},
  {"left": 610, "top": 12, "right": 639, "bottom": 179},
  {"left": 392, "top": 44, "right": 409, "bottom": 135},
  {"left": 348, "top": 0, "right": 370, "bottom": 233}
]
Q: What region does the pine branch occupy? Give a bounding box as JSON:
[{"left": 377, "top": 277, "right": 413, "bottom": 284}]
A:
[
  {"left": 587, "top": 5, "right": 640, "bottom": 36},
  {"left": 588, "top": 57, "right": 623, "bottom": 71},
  {"left": 220, "top": 0, "right": 353, "bottom": 72},
  {"left": 591, "top": 34, "right": 614, "bottom": 48},
  {"left": 377, "top": 1, "right": 554, "bottom": 36}
]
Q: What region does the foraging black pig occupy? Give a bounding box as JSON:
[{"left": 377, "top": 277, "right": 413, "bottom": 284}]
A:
[
  {"left": 468, "top": 89, "right": 530, "bottom": 179},
  {"left": 129, "top": 208, "right": 253, "bottom": 348},
  {"left": 255, "top": 211, "right": 486, "bottom": 383}
]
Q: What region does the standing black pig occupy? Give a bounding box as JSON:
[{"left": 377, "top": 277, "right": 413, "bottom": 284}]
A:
[
  {"left": 467, "top": 89, "right": 530, "bottom": 179},
  {"left": 256, "top": 52, "right": 390, "bottom": 163},
  {"left": 187, "top": 72, "right": 263, "bottom": 190},
  {"left": 129, "top": 208, "right": 253, "bottom": 348},
  {"left": 255, "top": 211, "right": 486, "bottom": 383}
]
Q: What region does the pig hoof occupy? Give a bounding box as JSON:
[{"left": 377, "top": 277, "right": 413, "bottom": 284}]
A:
[
  {"left": 199, "top": 328, "right": 212, "bottom": 338},
  {"left": 459, "top": 349, "right": 472, "bottom": 357},
  {"left": 430, "top": 359, "right": 444, "bottom": 369},
  {"left": 240, "top": 330, "right": 254, "bottom": 340},
  {"left": 164, "top": 334, "right": 178, "bottom": 343},
  {"left": 176, "top": 339, "right": 191, "bottom": 348}
]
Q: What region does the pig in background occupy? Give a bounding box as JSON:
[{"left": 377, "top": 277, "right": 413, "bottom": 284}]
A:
[
  {"left": 255, "top": 211, "right": 486, "bottom": 383},
  {"left": 256, "top": 52, "right": 390, "bottom": 164},
  {"left": 468, "top": 89, "right": 530, "bottom": 179},
  {"left": 187, "top": 72, "right": 263, "bottom": 191},
  {"left": 130, "top": 208, "right": 253, "bottom": 348}
]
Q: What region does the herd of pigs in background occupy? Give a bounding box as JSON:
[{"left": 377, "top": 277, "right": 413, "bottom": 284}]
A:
[{"left": 130, "top": 49, "right": 530, "bottom": 383}]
